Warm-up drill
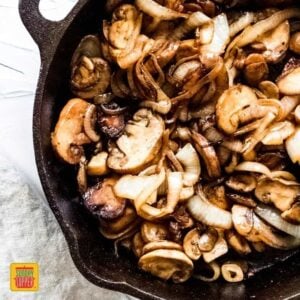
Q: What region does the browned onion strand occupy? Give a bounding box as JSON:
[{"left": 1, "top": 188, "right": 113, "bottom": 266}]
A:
[{"left": 51, "top": 1, "right": 300, "bottom": 285}]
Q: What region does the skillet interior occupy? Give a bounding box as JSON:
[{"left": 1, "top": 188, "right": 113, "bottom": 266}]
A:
[{"left": 21, "top": 0, "right": 300, "bottom": 298}]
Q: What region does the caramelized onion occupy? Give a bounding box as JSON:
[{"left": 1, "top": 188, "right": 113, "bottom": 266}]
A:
[
  {"left": 187, "top": 192, "right": 232, "bottom": 230},
  {"left": 135, "top": 0, "right": 188, "bottom": 20}
]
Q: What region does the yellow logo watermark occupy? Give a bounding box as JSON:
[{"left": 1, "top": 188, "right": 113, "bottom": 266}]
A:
[{"left": 10, "top": 263, "right": 39, "bottom": 291}]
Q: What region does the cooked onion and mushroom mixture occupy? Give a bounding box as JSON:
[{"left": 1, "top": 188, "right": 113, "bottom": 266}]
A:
[{"left": 52, "top": 0, "right": 300, "bottom": 283}]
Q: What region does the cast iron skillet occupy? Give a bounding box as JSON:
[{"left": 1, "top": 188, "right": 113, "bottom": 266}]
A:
[{"left": 19, "top": 0, "right": 300, "bottom": 299}]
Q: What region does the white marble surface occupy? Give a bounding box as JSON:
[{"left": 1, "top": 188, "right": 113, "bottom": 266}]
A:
[{"left": 0, "top": 0, "right": 133, "bottom": 299}]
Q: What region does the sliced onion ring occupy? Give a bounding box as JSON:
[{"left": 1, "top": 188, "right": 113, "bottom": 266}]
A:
[
  {"left": 255, "top": 204, "right": 300, "bottom": 238},
  {"left": 235, "top": 161, "right": 272, "bottom": 178},
  {"left": 187, "top": 191, "right": 232, "bottom": 230},
  {"left": 135, "top": 0, "right": 188, "bottom": 21}
]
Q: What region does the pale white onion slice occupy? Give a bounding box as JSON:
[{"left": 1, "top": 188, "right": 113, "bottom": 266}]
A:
[
  {"left": 135, "top": 0, "right": 188, "bottom": 20},
  {"left": 255, "top": 204, "right": 300, "bottom": 238},
  {"left": 187, "top": 192, "right": 232, "bottom": 230},
  {"left": 235, "top": 161, "right": 272, "bottom": 178}
]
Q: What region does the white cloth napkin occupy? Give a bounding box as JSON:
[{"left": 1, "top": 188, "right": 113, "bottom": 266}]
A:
[{"left": 0, "top": 0, "right": 135, "bottom": 299}]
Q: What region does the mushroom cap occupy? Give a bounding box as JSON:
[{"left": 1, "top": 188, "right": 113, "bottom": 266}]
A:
[
  {"left": 71, "top": 35, "right": 102, "bottom": 66},
  {"left": 203, "top": 236, "right": 228, "bottom": 263},
  {"left": 100, "top": 205, "right": 137, "bottom": 233},
  {"left": 256, "top": 21, "right": 290, "bottom": 63},
  {"left": 71, "top": 57, "right": 111, "bottom": 99},
  {"left": 51, "top": 98, "right": 91, "bottom": 164},
  {"left": 277, "top": 57, "right": 300, "bottom": 95},
  {"left": 142, "top": 241, "right": 183, "bottom": 255},
  {"left": 183, "top": 228, "right": 202, "bottom": 260},
  {"left": 140, "top": 221, "right": 168, "bottom": 243},
  {"left": 255, "top": 178, "right": 300, "bottom": 211},
  {"left": 108, "top": 109, "right": 164, "bottom": 173},
  {"left": 138, "top": 249, "right": 193, "bottom": 283},
  {"left": 216, "top": 84, "right": 257, "bottom": 134}
]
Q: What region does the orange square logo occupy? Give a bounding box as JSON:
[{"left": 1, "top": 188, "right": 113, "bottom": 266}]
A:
[{"left": 10, "top": 263, "right": 39, "bottom": 291}]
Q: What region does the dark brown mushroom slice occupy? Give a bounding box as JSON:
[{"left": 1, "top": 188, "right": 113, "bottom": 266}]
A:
[
  {"left": 97, "top": 102, "right": 126, "bottom": 138},
  {"left": 257, "top": 151, "right": 287, "bottom": 170},
  {"left": 71, "top": 56, "right": 111, "bottom": 99},
  {"left": 169, "top": 205, "right": 194, "bottom": 242},
  {"left": 227, "top": 193, "right": 257, "bottom": 208},
  {"left": 83, "top": 178, "right": 126, "bottom": 220},
  {"left": 191, "top": 131, "right": 221, "bottom": 178},
  {"left": 225, "top": 174, "right": 257, "bottom": 193},
  {"left": 71, "top": 35, "right": 102, "bottom": 66}
]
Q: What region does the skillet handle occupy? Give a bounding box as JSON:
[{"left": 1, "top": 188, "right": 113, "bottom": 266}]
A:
[
  {"left": 18, "top": 0, "right": 59, "bottom": 47},
  {"left": 18, "top": 0, "right": 89, "bottom": 50}
]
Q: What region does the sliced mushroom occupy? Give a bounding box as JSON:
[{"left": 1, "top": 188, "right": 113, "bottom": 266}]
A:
[
  {"left": 105, "top": 4, "right": 143, "bottom": 68},
  {"left": 258, "top": 80, "right": 279, "bottom": 99},
  {"left": 169, "top": 205, "right": 194, "bottom": 242},
  {"left": 71, "top": 35, "right": 102, "bottom": 67},
  {"left": 203, "top": 236, "right": 228, "bottom": 263},
  {"left": 142, "top": 240, "right": 183, "bottom": 255},
  {"left": 232, "top": 205, "right": 300, "bottom": 249},
  {"left": 71, "top": 56, "right": 111, "bottom": 99},
  {"left": 227, "top": 193, "right": 257, "bottom": 208},
  {"left": 183, "top": 228, "right": 202, "bottom": 260},
  {"left": 203, "top": 185, "right": 230, "bottom": 210},
  {"left": 255, "top": 20, "right": 289, "bottom": 63},
  {"left": 255, "top": 178, "right": 300, "bottom": 211},
  {"left": 87, "top": 151, "right": 109, "bottom": 176},
  {"left": 138, "top": 249, "right": 193, "bottom": 283},
  {"left": 243, "top": 53, "right": 268, "bottom": 86},
  {"left": 226, "top": 174, "right": 257, "bottom": 193},
  {"left": 108, "top": 109, "right": 164, "bottom": 174},
  {"left": 225, "top": 230, "right": 251, "bottom": 255},
  {"left": 191, "top": 131, "right": 221, "bottom": 178},
  {"left": 286, "top": 126, "right": 300, "bottom": 164},
  {"left": 221, "top": 261, "right": 245, "bottom": 282},
  {"left": 140, "top": 221, "right": 168, "bottom": 243},
  {"left": 100, "top": 218, "right": 140, "bottom": 240},
  {"left": 277, "top": 57, "right": 300, "bottom": 95},
  {"left": 133, "top": 232, "right": 145, "bottom": 257},
  {"left": 51, "top": 98, "right": 91, "bottom": 164},
  {"left": 198, "top": 227, "right": 218, "bottom": 252},
  {"left": 100, "top": 205, "right": 137, "bottom": 234},
  {"left": 216, "top": 84, "right": 257, "bottom": 134},
  {"left": 83, "top": 178, "right": 126, "bottom": 220}
]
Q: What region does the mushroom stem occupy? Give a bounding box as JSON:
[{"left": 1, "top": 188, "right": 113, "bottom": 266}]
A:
[{"left": 221, "top": 262, "right": 245, "bottom": 282}]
